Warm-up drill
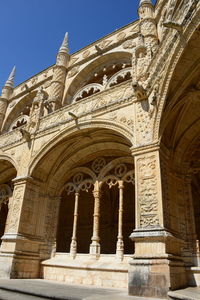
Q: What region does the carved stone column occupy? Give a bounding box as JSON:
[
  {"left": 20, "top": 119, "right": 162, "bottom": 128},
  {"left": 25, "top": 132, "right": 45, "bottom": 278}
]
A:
[
  {"left": 90, "top": 188, "right": 101, "bottom": 258},
  {"left": 128, "top": 147, "right": 187, "bottom": 298},
  {"left": 70, "top": 192, "right": 79, "bottom": 259},
  {"left": 0, "top": 176, "right": 42, "bottom": 279},
  {"left": 116, "top": 180, "right": 124, "bottom": 261}
]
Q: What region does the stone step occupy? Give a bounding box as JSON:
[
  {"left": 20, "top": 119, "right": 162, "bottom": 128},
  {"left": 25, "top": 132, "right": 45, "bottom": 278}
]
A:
[
  {"left": 168, "top": 287, "right": 200, "bottom": 300},
  {"left": 0, "top": 289, "right": 48, "bottom": 300}
]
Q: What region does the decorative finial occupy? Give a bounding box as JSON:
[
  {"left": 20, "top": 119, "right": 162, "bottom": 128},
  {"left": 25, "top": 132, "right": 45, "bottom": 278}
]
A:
[
  {"left": 139, "top": 0, "right": 152, "bottom": 6},
  {"left": 5, "top": 66, "right": 16, "bottom": 88},
  {"left": 59, "top": 32, "right": 69, "bottom": 53}
]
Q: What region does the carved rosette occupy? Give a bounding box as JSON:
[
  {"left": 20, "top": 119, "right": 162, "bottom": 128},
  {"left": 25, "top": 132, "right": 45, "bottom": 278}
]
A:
[{"left": 135, "top": 152, "right": 163, "bottom": 228}]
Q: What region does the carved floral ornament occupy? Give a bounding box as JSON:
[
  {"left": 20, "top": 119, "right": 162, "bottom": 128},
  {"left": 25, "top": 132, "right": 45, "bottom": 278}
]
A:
[
  {"left": 64, "top": 158, "right": 134, "bottom": 195},
  {"left": 0, "top": 184, "right": 12, "bottom": 204}
]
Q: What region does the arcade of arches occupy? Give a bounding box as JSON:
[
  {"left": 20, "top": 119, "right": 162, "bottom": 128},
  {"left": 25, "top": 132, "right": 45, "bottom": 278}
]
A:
[{"left": 0, "top": 0, "right": 200, "bottom": 299}]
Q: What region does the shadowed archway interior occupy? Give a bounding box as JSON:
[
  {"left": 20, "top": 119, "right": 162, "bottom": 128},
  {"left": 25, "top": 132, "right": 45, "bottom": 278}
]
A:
[{"left": 0, "top": 159, "right": 16, "bottom": 244}]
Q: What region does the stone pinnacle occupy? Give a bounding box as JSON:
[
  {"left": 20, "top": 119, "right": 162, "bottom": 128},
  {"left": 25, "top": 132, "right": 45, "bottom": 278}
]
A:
[
  {"left": 5, "top": 66, "right": 16, "bottom": 88},
  {"left": 59, "top": 32, "right": 69, "bottom": 53}
]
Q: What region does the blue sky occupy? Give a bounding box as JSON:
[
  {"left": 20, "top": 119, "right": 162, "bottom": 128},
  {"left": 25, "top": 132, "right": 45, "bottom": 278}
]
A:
[{"left": 0, "top": 0, "right": 156, "bottom": 89}]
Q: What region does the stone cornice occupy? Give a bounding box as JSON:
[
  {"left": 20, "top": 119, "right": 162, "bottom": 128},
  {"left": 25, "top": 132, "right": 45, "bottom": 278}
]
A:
[{"left": 130, "top": 142, "right": 160, "bottom": 156}]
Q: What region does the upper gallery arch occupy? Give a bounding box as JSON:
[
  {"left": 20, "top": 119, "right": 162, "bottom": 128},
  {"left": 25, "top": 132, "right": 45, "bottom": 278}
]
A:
[
  {"left": 63, "top": 51, "right": 132, "bottom": 105},
  {"left": 2, "top": 88, "right": 49, "bottom": 133}
]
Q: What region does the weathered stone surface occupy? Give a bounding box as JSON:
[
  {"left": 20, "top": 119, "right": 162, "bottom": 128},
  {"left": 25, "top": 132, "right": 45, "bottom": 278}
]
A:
[{"left": 0, "top": 0, "right": 200, "bottom": 299}]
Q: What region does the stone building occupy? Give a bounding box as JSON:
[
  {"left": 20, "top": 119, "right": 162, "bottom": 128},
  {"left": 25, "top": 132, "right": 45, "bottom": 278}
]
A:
[{"left": 0, "top": 0, "right": 199, "bottom": 298}]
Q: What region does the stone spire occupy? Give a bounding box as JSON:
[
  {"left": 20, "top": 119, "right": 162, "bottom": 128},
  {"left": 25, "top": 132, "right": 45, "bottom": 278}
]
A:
[
  {"left": 56, "top": 32, "right": 70, "bottom": 67},
  {"left": 5, "top": 66, "right": 16, "bottom": 88},
  {"left": 59, "top": 32, "right": 69, "bottom": 54},
  {"left": 0, "top": 66, "right": 16, "bottom": 131}
]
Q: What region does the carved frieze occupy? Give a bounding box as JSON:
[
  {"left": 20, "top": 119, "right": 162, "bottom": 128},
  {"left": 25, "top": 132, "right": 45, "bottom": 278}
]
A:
[
  {"left": 0, "top": 130, "right": 22, "bottom": 149},
  {"left": 82, "top": 50, "right": 90, "bottom": 59},
  {"left": 123, "top": 40, "right": 136, "bottom": 49},
  {"left": 117, "top": 32, "right": 126, "bottom": 42},
  {"left": 67, "top": 66, "right": 80, "bottom": 78},
  {"left": 97, "top": 39, "right": 112, "bottom": 50},
  {"left": 107, "top": 110, "right": 134, "bottom": 130},
  {"left": 69, "top": 57, "right": 79, "bottom": 67},
  {"left": 38, "top": 81, "right": 133, "bottom": 132}
]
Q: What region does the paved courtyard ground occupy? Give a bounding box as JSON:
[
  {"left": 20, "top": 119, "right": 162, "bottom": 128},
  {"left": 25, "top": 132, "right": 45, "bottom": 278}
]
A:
[
  {"left": 0, "top": 279, "right": 165, "bottom": 300},
  {"left": 0, "top": 279, "right": 199, "bottom": 299}
]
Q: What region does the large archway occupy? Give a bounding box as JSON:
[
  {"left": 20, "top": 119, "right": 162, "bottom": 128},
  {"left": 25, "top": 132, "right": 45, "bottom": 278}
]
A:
[
  {"left": 30, "top": 126, "right": 135, "bottom": 288},
  {"left": 56, "top": 156, "right": 135, "bottom": 258}
]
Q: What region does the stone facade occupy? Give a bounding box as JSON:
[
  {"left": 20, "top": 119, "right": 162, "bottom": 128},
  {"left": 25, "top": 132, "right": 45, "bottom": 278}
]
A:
[{"left": 0, "top": 0, "right": 200, "bottom": 298}]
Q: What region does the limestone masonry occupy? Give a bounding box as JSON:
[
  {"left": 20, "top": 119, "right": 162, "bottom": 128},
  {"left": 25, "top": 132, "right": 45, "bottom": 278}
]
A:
[{"left": 0, "top": 0, "right": 200, "bottom": 298}]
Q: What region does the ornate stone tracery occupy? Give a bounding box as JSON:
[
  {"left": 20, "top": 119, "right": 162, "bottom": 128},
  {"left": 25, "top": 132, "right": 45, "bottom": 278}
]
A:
[
  {"left": 58, "top": 157, "right": 135, "bottom": 259},
  {"left": 71, "top": 65, "right": 132, "bottom": 103},
  {"left": 10, "top": 115, "right": 29, "bottom": 131}
]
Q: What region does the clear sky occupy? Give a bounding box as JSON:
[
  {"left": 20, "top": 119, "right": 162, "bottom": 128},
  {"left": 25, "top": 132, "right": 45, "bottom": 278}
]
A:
[{"left": 0, "top": 0, "right": 156, "bottom": 89}]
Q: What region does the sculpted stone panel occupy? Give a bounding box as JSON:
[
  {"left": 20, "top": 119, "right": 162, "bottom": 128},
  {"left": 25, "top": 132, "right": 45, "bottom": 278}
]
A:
[
  {"left": 136, "top": 154, "right": 160, "bottom": 228},
  {"left": 6, "top": 185, "right": 24, "bottom": 233}
]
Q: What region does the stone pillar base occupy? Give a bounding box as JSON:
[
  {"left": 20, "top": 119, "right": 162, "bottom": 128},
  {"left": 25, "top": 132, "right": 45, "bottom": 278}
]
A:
[
  {"left": 129, "top": 257, "right": 186, "bottom": 298},
  {"left": 0, "top": 254, "right": 41, "bottom": 279},
  {"left": 0, "top": 233, "right": 42, "bottom": 279},
  {"left": 129, "top": 228, "right": 187, "bottom": 298},
  {"left": 89, "top": 241, "right": 100, "bottom": 259}
]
